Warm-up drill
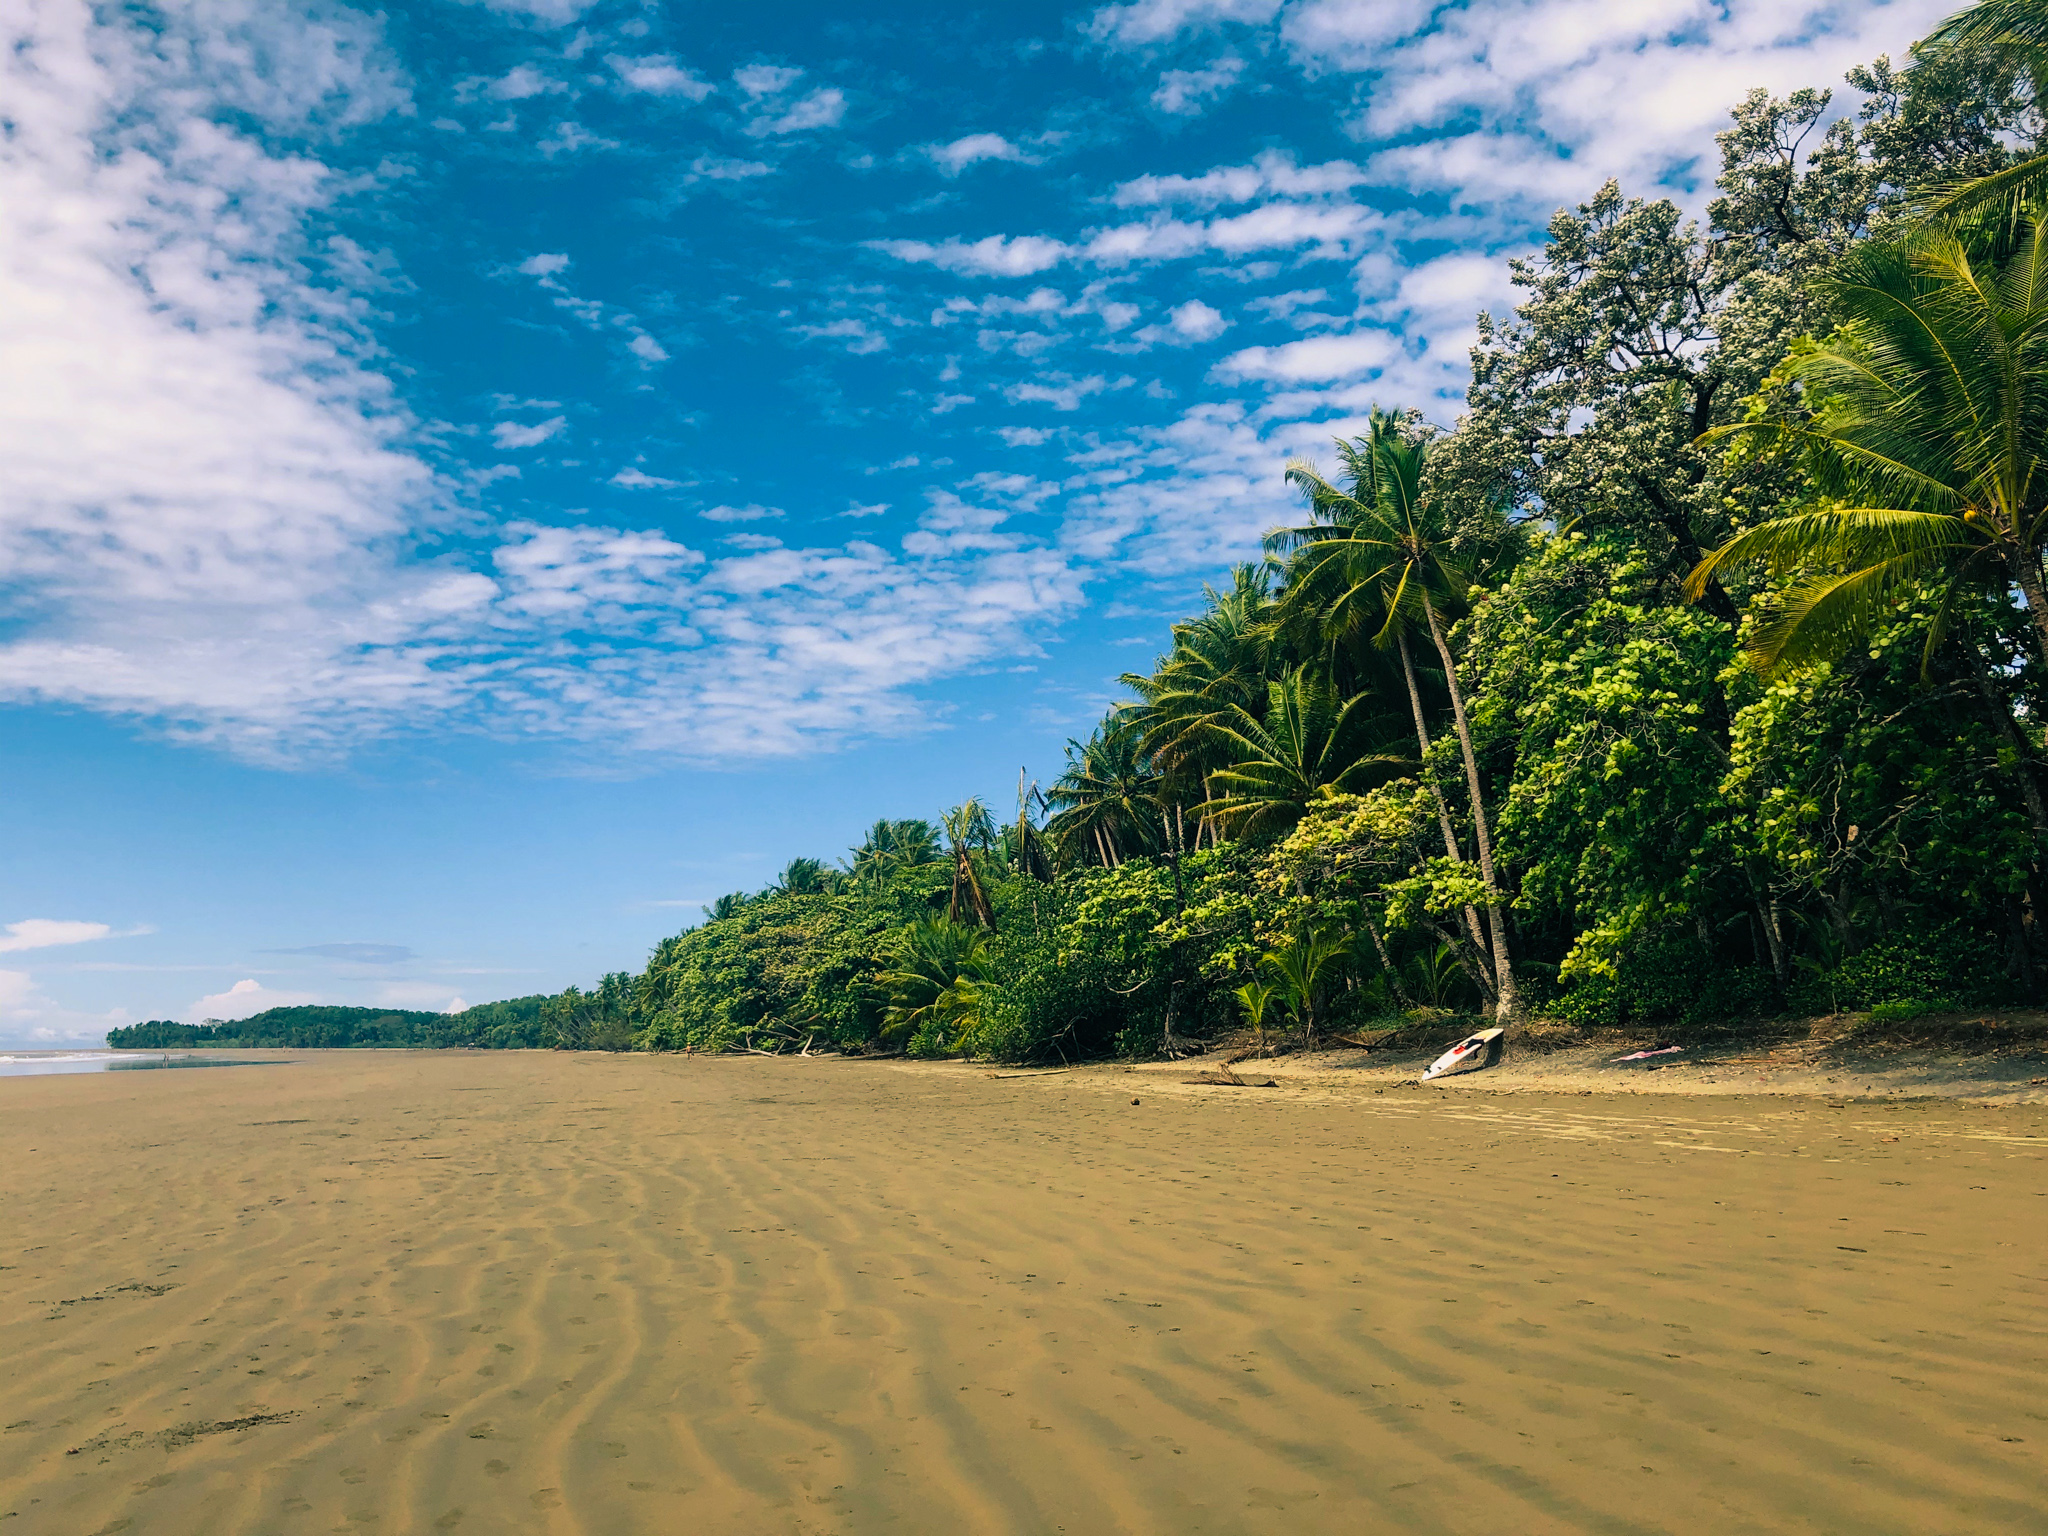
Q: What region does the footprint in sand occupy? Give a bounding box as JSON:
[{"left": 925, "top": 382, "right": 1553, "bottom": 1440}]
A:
[{"left": 530, "top": 1488, "right": 563, "bottom": 1510}]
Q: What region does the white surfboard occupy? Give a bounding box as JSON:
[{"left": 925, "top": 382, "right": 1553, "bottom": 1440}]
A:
[{"left": 1422, "top": 1026, "right": 1505, "bottom": 1081}]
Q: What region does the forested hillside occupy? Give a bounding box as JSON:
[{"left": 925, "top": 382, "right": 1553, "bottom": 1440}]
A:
[
  {"left": 113, "top": 6, "right": 2048, "bottom": 1062},
  {"left": 108, "top": 998, "right": 551, "bottom": 1050}
]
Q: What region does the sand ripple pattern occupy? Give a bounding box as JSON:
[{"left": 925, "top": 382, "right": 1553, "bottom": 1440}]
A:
[{"left": 1, "top": 1053, "right": 2043, "bottom": 1534}]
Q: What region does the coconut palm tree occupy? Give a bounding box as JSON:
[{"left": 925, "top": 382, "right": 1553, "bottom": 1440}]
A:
[
  {"left": 942, "top": 798, "right": 1000, "bottom": 928},
  {"left": 1233, "top": 978, "right": 1277, "bottom": 1045},
  {"left": 1686, "top": 221, "right": 2048, "bottom": 674},
  {"left": 1119, "top": 564, "right": 1276, "bottom": 844},
  {"left": 1008, "top": 771, "right": 1056, "bottom": 883},
  {"left": 1201, "top": 669, "right": 1408, "bottom": 839},
  {"left": 847, "top": 818, "right": 942, "bottom": 889},
  {"left": 1277, "top": 419, "right": 1525, "bottom": 1022},
  {"left": 771, "top": 857, "right": 834, "bottom": 896},
  {"left": 1274, "top": 414, "right": 1500, "bottom": 974},
  {"left": 1258, "top": 930, "right": 1350, "bottom": 1048},
  {"left": 1045, "top": 720, "right": 1163, "bottom": 867},
  {"left": 1911, "top": 0, "right": 2048, "bottom": 228},
  {"left": 876, "top": 919, "right": 994, "bottom": 1051}
]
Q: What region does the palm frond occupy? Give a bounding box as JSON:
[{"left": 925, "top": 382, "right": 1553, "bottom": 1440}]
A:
[{"left": 1685, "top": 507, "right": 1977, "bottom": 601}]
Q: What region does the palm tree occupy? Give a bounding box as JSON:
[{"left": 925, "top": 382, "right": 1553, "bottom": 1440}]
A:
[
  {"left": 1007, "top": 771, "right": 1056, "bottom": 882},
  {"left": 1911, "top": 0, "right": 2048, "bottom": 228},
  {"left": 1274, "top": 414, "right": 1499, "bottom": 978},
  {"left": 1119, "top": 564, "right": 1276, "bottom": 845},
  {"left": 1045, "top": 720, "right": 1163, "bottom": 867},
  {"left": 1233, "top": 978, "right": 1277, "bottom": 1045},
  {"left": 848, "top": 818, "right": 942, "bottom": 889},
  {"left": 771, "top": 857, "right": 833, "bottom": 896},
  {"left": 1278, "top": 417, "right": 1525, "bottom": 1022},
  {"left": 1258, "top": 930, "right": 1349, "bottom": 1048},
  {"left": 1201, "top": 669, "right": 1407, "bottom": 839},
  {"left": 876, "top": 919, "right": 994, "bottom": 1051},
  {"left": 942, "top": 798, "right": 1000, "bottom": 928},
  {"left": 1686, "top": 222, "right": 2048, "bottom": 674}
]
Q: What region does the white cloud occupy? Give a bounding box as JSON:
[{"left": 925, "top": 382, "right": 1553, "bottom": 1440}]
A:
[
  {"left": 492, "top": 416, "right": 567, "bottom": 449},
  {"left": 700, "top": 504, "right": 785, "bottom": 523},
  {"left": 486, "top": 63, "right": 565, "bottom": 101},
  {"left": 690, "top": 154, "right": 773, "bottom": 181},
  {"left": 538, "top": 120, "right": 616, "bottom": 157},
  {"left": 1113, "top": 150, "right": 1366, "bottom": 208},
  {"left": 1277, "top": 0, "right": 1436, "bottom": 66},
  {"left": 375, "top": 982, "right": 470, "bottom": 1011},
  {"left": 1151, "top": 56, "right": 1245, "bottom": 115},
  {"left": 190, "top": 977, "right": 319, "bottom": 1022},
  {"left": 1087, "top": 0, "right": 1282, "bottom": 47},
  {"left": 733, "top": 63, "right": 804, "bottom": 97},
  {"left": 1007, "top": 373, "right": 1119, "bottom": 411},
  {"left": 608, "top": 54, "right": 713, "bottom": 99},
  {"left": 476, "top": 0, "right": 598, "bottom": 23},
  {"left": 871, "top": 235, "right": 1071, "bottom": 277},
  {"left": 611, "top": 467, "right": 681, "bottom": 489},
  {"left": 0, "top": 920, "right": 115, "bottom": 954},
  {"left": 1212, "top": 329, "right": 1399, "bottom": 382},
  {"left": 1168, "top": 299, "right": 1229, "bottom": 341},
  {"left": 840, "top": 502, "right": 890, "bottom": 518},
  {"left": 927, "top": 133, "right": 1030, "bottom": 175},
  {"left": 628, "top": 332, "right": 670, "bottom": 362},
  {"left": 0, "top": 1, "right": 1105, "bottom": 772},
  {"left": 796, "top": 317, "right": 888, "bottom": 354},
  {"left": 731, "top": 68, "right": 845, "bottom": 136},
  {"left": 747, "top": 86, "right": 846, "bottom": 137},
  {"left": 1305, "top": 0, "right": 1952, "bottom": 216}
]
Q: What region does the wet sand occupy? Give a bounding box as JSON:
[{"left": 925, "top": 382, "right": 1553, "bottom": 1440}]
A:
[{"left": 2, "top": 1051, "right": 2043, "bottom": 1534}]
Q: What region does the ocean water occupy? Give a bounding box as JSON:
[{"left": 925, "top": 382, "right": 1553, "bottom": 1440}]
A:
[{"left": 0, "top": 1051, "right": 282, "bottom": 1078}]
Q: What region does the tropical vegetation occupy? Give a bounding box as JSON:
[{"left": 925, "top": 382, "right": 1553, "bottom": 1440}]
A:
[{"left": 109, "top": 2, "right": 2048, "bottom": 1058}]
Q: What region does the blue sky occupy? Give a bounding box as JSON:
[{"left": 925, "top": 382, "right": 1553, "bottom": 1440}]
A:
[{"left": 0, "top": 0, "right": 1946, "bottom": 1043}]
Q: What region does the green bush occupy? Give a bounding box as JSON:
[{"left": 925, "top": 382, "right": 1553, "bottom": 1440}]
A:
[
  {"left": 1831, "top": 925, "right": 1996, "bottom": 1012},
  {"left": 1867, "top": 997, "right": 1939, "bottom": 1023},
  {"left": 1554, "top": 933, "right": 1778, "bottom": 1027}
]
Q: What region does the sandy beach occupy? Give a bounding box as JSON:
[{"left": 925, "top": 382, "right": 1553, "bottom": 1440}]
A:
[{"left": 2, "top": 1051, "right": 2044, "bottom": 1534}]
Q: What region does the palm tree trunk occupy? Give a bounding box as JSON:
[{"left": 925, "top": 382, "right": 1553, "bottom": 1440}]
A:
[
  {"left": 1420, "top": 592, "right": 1521, "bottom": 1023},
  {"left": 1396, "top": 628, "right": 1493, "bottom": 977},
  {"left": 2012, "top": 552, "right": 2048, "bottom": 675}
]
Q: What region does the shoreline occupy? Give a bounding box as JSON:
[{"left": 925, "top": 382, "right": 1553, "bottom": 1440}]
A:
[{"left": 63, "top": 1006, "right": 2048, "bottom": 1105}]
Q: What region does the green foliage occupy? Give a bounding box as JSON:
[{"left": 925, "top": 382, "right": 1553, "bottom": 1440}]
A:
[
  {"left": 877, "top": 918, "right": 993, "bottom": 1054},
  {"left": 1551, "top": 937, "right": 1779, "bottom": 1029},
  {"left": 636, "top": 869, "right": 947, "bottom": 1053},
  {"left": 1829, "top": 924, "right": 2003, "bottom": 1012},
  {"left": 106, "top": 998, "right": 554, "bottom": 1051}
]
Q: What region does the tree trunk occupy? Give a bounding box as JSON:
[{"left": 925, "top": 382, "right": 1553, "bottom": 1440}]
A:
[
  {"left": 2011, "top": 551, "right": 2048, "bottom": 676},
  {"left": 1421, "top": 591, "right": 1521, "bottom": 1023},
  {"left": 1756, "top": 896, "right": 1789, "bottom": 986},
  {"left": 1973, "top": 659, "right": 2048, "bottom": 842},
  {"left": 1361, "top": 906, "right": 1415, "bottom": 1009},
  {"left": 1395, "top": 628, "right": 1494, "bottom": 980}
]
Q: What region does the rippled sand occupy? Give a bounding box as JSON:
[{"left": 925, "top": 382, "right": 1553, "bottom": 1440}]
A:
[{"left": 2, "top": 1051, "right": 2043, "bottom": 1534}]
